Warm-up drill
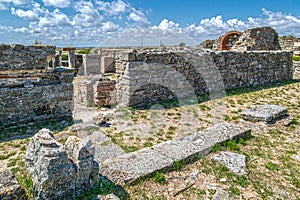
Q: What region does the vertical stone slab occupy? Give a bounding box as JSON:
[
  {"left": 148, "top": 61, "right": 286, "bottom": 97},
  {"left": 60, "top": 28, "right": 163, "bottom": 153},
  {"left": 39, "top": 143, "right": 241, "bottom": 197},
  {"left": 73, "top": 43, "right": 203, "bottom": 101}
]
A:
[{"left": 25, "top": 129, "right": 77, "bottom": 200}]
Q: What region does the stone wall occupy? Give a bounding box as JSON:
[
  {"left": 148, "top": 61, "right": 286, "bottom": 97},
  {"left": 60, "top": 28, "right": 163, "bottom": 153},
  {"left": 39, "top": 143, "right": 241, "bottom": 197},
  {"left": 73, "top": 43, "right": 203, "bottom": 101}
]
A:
[
  {"left": 0, "top": 44, "right": 74, "bottom": 129},
  {"left": 293, "top": 61, "right": 300, "bottom": 79},
  {"left": 74, "top": 75, "right": 116, "bottom": 107},
  {"left": 231, "top": 27, "right": 281, "bottom": 51},
  {"left": 279, "top": 36, "right": 300, "bottom": 52},
  {"left": 115, "top": 49, "right": 293, "bottom": 107},
  {"left": 77, "top": 55, "right": 101, "bottom": 75}
]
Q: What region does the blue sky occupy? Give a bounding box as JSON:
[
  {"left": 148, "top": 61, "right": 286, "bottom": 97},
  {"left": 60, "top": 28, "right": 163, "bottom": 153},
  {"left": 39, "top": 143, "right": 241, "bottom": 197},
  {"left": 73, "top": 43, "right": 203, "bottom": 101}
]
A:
[{"left": 0, "top": 0, "right": 299, "bottom": 46}]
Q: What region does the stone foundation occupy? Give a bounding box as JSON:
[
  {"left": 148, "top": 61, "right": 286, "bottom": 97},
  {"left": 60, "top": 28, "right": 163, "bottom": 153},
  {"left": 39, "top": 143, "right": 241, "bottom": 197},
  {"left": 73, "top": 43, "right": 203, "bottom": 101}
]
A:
[{"left": 0, "top": 44, "right": 74, "bottom": 130}]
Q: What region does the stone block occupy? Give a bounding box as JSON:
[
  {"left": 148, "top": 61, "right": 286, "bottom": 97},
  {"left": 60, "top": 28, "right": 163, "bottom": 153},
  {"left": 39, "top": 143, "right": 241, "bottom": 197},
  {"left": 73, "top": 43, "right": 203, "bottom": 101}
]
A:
[
  {"left": 25, "top": 128, "right": 99, "bottom": 199},
  {"left": 99, "top": 123, "right": 250, "bottom": 186},
  {"left": 241, "top": 104, "right": 287, "bottom": 122},
  {"left": 213, "top": 152, "right": 248, "bottom": 175},
  {"left": 100, "top": 148, "right": 174, "bottom": 185}
]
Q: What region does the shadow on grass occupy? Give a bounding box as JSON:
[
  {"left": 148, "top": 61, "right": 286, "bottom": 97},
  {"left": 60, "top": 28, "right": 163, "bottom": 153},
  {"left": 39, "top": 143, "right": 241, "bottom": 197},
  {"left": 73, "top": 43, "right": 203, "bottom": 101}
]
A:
[
  {"left": 0, "top": 117, "right": 74, "bottom": 143},
  {"left": 77, "top": 176, "right": 130, "bottom": 200},
  {"left": 129, "top": 79, "right": 300, "bottom": 111}
]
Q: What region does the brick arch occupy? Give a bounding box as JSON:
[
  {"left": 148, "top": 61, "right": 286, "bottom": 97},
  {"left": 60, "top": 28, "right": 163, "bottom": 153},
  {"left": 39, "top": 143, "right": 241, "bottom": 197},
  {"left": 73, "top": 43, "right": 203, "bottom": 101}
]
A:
[{"left": 219, "top": 31, "right": 242, "bottom": 50}]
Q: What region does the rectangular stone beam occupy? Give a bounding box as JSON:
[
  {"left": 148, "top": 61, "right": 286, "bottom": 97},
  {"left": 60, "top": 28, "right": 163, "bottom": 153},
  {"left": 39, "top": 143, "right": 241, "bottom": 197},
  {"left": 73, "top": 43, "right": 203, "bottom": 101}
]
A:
[{"left": 99, "top": 122, "right": 251, "bottom": 186}]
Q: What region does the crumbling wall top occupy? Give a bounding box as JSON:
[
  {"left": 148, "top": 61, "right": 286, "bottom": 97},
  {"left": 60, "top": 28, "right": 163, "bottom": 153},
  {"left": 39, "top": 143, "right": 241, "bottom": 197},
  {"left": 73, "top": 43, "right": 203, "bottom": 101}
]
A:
[{"left": 0, "top": 44, "right": 56, "bottom": 71}]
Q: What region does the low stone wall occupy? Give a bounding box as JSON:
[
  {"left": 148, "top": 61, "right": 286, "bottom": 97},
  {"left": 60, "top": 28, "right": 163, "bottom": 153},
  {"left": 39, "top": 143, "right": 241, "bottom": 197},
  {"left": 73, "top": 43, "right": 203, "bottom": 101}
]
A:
[
  {"left": 293, "top": 61, "right": 300, "bottom": 79},
  {"left": 115, "top": 49, "right": 293, "bottom": 107},
  {"left": 0, "top": 44, "right": 74, "bottom": 129}
]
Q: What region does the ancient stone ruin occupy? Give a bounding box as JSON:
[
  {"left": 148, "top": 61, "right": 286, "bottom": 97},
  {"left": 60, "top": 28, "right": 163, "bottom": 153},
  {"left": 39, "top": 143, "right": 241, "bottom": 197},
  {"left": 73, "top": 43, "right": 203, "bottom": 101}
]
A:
[
  {"left": 0, "top": 44, "right": 74, "bottom": 129},
  {"left": 0, "top": 26, "right": 300, "bottom": 199},
  {"left": 25, "top": 128, "right": 99, "bottom": 200}
]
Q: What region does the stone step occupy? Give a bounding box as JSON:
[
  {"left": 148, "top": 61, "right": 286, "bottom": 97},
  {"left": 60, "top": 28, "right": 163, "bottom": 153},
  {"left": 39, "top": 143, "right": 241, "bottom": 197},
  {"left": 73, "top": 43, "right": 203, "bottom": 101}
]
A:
[{"left": 99, "top": 122, "right": 251, "bottom": 186}]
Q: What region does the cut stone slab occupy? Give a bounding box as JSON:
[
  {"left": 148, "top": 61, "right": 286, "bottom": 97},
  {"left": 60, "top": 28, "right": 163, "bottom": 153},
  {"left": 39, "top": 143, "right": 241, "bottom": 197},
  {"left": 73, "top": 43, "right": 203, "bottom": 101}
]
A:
[
  {"left": 99, "top": 123, "right": 250, "bottom": 185},
  {"left": 100, "top": 147, "right": 174, "bottom": 185},
  {"left": 0, "top": 166, "right": 24, "bottom": 200},
  {"left": 213, "top": 152, "right": 248, "bottom": 175},
  {"left": 241, "top": 104, "right": 287, "bottom": 123},
  {"left": 152, "top": 123, "right": 250, "bottom": 162}
]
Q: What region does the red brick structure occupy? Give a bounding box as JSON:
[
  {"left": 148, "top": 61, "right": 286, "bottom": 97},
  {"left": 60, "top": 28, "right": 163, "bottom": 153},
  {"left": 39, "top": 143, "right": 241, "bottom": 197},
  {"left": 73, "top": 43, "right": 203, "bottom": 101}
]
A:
[{"left": 219, "top": 31, "right": 242, "bottom": 50}]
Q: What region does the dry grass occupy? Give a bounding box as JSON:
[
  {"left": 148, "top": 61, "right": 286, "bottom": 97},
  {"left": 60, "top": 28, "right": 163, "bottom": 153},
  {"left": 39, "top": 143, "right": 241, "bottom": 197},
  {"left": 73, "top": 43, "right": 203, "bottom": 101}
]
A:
[{"left": 0, "top": 80, "right": 299, "bottom": 199}]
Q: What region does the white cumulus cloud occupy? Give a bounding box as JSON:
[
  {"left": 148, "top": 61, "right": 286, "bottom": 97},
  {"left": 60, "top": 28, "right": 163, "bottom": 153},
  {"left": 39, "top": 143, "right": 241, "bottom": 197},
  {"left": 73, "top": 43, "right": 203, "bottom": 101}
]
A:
[
  {"left": 128, "top": 8, "right": 150, "bottom": 27},
  {"left": 42, "top": 0, "right": 71, "bottom": 8},
  {"left": 11, "top": 7, "right": 39, "bottom": 21},
  {"left": 96, "top": 0, "right": 129, "bottom": 15}
]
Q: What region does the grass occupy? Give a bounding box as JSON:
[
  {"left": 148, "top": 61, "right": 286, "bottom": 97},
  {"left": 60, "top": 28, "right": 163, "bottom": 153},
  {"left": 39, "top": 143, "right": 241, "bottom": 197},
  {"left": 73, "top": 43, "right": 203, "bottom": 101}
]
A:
[
  {"left": 1, "top": 80, "right": 300, "bottom": 199},
  {"left": 123, "top": 80, "right": 300, "bottom": 199},
  {"left": 293, "top": 56, "right": 300, "bottom": 61}
]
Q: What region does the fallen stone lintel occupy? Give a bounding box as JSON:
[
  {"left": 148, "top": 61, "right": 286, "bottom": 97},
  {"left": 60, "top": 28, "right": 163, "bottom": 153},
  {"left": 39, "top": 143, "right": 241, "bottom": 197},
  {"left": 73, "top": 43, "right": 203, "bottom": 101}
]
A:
[{"left": 99, "top": 122, "right": 251, "bottom": 185}]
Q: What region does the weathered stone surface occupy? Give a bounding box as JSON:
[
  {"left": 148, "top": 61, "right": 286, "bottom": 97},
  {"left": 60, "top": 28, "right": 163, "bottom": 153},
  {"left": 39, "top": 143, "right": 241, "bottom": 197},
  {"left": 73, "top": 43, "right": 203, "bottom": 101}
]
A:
[
  {"left": 74, "top": 74, "right": 116, "bottom": 107},
  {"left": 97, "top": 194, "right": 120, "bottom": 200},
  {"left": 26, "top": 128, "right": 99, "bottom": 200},
  {"left": 212, "top": 189, "right": 237, "bottom": 200},
  {"left": 152, "top": 123, "right": 250, "bottom": 162},
  {"left": 231, "top": 27, "right": 281, "bottom": 51},
  {"left": 73, "top": 127, "right": 125, "bottom": 163},
  {"left": 213, "top": 152, "right": 248, "bottom": 175},
  {"left": 241, "top": 104, "right": 287, "bottom": 122},
  {"left": 115, "top": 49, "right": 293, "bottom": 107},
  {"left": 93, "top": 112, "right": 114, "bottom": 123},
  {"left": 99, "top": 123, "right": 250, "bottom": 185},
  {"left": 100, "top": 147, "right": 174, "bottom": 185},
  {"left": 293, "top": 61, "right": 300, "bottom": 80},
  {"left": 26, "top": 128, "right": 77, "bottom": 200},
  {"left": 65, "top": 136, "right": 99, "bottom": 194},
  {"left": 0, "top": 166, "right": 24, "bottom": 200},
  {"left": 0, "top": 45, "right": 74, "bottom": 130}
]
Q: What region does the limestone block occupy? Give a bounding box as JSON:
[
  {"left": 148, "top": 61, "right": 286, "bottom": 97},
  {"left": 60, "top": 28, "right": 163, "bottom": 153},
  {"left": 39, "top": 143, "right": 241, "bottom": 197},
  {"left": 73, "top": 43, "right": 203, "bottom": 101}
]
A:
[
  {"left": 25, "top": 129, "right": 76, "bottom": 200},
  {"left": 213, "top": 152, "right": 248, "bottom": 176},
  {"left": 241, "top": 104, "right": 287, "bottom": 122}
]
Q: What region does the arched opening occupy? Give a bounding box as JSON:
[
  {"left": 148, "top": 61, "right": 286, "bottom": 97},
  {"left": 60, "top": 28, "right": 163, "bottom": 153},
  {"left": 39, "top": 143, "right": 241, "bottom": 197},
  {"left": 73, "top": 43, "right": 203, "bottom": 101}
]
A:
[{"left": 219, "top": 31, "right": 242, "bottom": 50}]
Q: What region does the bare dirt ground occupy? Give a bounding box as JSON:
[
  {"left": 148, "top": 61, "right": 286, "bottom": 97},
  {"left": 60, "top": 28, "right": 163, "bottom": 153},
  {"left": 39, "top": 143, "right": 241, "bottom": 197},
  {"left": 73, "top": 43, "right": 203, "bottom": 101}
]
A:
[{"left": 0, "top": 80, "right": 299, "bottom": 199}]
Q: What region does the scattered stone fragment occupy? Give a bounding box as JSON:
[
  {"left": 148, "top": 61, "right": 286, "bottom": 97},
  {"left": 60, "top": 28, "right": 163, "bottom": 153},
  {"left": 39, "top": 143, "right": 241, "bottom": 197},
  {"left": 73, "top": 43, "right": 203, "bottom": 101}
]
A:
[
  {"left": 241, "top": 104, "right": 287, "bottom": 123},
  {"left": 93, "top": 112, "right": 114, "bottom": 124},
  {"left": 220, "top": 178, "right": 227, "bottom": 182},
  {"left": 97, "top": 193, "right": 120, "bottom": 200},
  {"left": 25, "top": 128, "right": 99, "bottom": 200},
  {"left": 0, "top": 166, "right": 24, "bottom": 200},
  {"left": 280, "top": 115, "right": 294, "bottom": 126},
  {"left": 212, "top": 189, "right": 238, "bottom": 200},
  {"left": 213, "top": 152, "right": 248, "bottom": 175},
  {"left": 291, "top": 154, "right": 300, "bottom": 162}
]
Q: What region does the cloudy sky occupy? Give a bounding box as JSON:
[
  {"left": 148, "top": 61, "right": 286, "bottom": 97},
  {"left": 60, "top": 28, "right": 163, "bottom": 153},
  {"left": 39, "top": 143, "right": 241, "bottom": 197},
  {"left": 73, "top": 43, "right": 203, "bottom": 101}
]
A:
[{"left": 0, "top": 0, "right": 299, "bottom": 47}]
